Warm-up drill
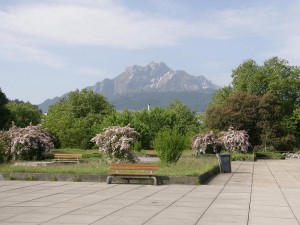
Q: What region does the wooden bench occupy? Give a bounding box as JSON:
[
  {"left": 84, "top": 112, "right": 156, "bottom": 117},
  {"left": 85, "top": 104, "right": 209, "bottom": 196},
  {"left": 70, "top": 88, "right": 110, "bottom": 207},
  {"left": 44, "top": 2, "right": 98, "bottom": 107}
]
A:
[
  {"left": 107, "top": 163, "right": 160, "bottom": 185},
  {"left": 145, "top": 150, "right": 158, "bottom": 157},
  {"left": 53, "top": 153, "right": 82, "bottom": 164}
]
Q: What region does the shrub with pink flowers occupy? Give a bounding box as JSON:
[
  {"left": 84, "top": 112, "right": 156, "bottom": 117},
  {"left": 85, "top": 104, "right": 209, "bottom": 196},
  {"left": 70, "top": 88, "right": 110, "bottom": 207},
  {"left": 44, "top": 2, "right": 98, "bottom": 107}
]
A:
[
  {"left": 91, "top": 126, "right": 140, "bottom": 163},
  {"left": 218, "top": 128, "right": 250, "bottom": 153},
  {"left": 2, "top": 124, "right": 55, "bottom": 161},
  {"left": 192, "top": 128, "right": 251, "bottom": 154},
  {"left": 192, "top": 131, "right": 222, "bottom": 155}
]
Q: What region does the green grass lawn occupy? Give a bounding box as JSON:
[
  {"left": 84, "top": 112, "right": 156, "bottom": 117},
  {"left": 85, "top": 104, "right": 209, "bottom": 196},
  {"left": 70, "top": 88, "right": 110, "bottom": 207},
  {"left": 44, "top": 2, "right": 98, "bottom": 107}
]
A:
[{"left": 0, "top": 149, "right": 219, "bottom": 177}]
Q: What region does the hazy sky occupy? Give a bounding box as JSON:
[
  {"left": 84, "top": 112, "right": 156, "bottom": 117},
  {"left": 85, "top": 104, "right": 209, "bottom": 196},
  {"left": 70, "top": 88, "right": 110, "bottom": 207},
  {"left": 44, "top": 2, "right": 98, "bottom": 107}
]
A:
[{"left": 1, "top": 0, "right": 299, "bottom": 105}]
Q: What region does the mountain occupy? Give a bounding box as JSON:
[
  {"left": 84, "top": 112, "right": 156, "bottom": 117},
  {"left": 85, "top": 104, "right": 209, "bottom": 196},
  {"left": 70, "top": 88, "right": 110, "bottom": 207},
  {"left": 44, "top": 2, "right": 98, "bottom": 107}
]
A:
[{"left": 38, "top": 62, "right": 219, "bottom": 113}]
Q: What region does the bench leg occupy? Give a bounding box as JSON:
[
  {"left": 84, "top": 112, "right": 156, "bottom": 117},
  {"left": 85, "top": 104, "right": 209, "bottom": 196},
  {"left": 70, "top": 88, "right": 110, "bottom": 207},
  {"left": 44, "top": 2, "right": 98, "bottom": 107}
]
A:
[
  {"left": 152, "top": 177, "right": 158, "bottom": 186},
  {"left": 106, "top": 176, "right": 112, "bottom": 184}
]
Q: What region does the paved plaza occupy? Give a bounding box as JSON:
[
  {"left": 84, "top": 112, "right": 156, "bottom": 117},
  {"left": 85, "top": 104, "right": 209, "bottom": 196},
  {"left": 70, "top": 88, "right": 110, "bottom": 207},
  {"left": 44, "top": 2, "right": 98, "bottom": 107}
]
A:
[{"left": 1, "top": 159, "right": 300, "bottom": 224}]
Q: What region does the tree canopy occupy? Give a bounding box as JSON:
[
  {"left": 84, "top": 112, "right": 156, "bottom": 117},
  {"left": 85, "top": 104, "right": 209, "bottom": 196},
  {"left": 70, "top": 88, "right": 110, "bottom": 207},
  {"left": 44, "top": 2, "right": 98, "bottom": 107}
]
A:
[
  {"left": 6, "top": 101, "right": 42, "bottom": 128},
  {"left": 42, "top": 89, "right": 115, "bottom": 149},
  {"left": 206, "top": 57, "right": 300, "bottom": 151},
  {"left": 0, "top": 88, "right": 10, "bottom": 130}
]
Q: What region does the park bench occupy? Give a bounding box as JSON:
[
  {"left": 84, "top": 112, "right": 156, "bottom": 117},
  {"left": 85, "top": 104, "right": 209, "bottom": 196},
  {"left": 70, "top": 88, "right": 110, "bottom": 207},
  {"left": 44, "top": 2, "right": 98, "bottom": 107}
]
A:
[
  {"left": 53, "top": 153, "right": 82, "bottom": 164},
  {"left": 106, "top": 163, "right": 160, "bottom": 185},
  {"left": 145, "top": 150, "right": 158, "bottom": 157}
]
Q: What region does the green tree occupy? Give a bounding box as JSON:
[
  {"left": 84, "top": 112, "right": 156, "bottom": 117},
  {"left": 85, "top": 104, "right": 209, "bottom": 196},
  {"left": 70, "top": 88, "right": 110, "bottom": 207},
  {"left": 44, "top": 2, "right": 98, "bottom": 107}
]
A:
[
  {"left": 98, "top": 100, "right": 200, "bottom": 150},
  {"left": 208, "top": 57, "right": 300, "bottom": 150},
  {"left": 42, "top": 90, "right": 115, "bottom": 149},
  {"left": 165, "top": 99, "right": 199, "bottom": 135},
  {"left": 0, "top": 88, "right": 10, "bottom": 130},
  {"left": 206, "top": 92, "right": 259, "bottom": 145},
  {"left": 6, "top": 101, "right": 42, "bottom": 128},
  {"left": 231, "top": 59, "right": 266, "bottom": 95},
  {"left": 210, "top": 86, "right": 233, "bottom": 106},
  {"left": 257, "top": 93, "right": 283, "bottom": 151}
]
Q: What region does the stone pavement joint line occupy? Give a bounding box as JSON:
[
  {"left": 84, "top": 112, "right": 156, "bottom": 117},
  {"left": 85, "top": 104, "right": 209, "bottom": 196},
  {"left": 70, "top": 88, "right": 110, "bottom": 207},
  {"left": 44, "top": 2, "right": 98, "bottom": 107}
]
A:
[
  {"left": 0, "top": 159, "right": 300, "bottom": 225},
  {"left": 194, "top": 161, "right": 243, "bottom": 224},
  {"left": 265, "top": 160, "right": 300, "bottom": 225},
  {"left": 246, "top": 160, "right": 255, "bottom": 225}
]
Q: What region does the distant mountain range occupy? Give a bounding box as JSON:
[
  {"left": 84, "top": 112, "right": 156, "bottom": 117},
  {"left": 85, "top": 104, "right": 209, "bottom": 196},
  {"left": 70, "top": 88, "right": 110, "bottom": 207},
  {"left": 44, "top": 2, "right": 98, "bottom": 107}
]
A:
[{"left": 38, "top": 62, "right": 219, "bottom": 113}]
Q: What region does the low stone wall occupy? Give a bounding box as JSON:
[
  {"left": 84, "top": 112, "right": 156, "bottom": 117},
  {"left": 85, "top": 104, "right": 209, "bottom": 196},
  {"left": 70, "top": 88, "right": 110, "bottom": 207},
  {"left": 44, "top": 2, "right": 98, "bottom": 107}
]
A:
[{"left": 0, "top": 165, "right": 220, "bottom": 185}]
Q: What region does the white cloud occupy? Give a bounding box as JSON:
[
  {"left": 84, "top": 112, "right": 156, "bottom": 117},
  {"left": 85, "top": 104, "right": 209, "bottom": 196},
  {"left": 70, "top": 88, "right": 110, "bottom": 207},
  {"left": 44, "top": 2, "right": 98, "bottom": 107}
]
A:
[
  {"left": 0, "top": 0, "right": 300, "bottom": 63},
  {"left": 0, "top": 1, "right": 194, "bottom": 49},
  {"left": 2, "top": 0, "right": 281, "bottom": 50}
]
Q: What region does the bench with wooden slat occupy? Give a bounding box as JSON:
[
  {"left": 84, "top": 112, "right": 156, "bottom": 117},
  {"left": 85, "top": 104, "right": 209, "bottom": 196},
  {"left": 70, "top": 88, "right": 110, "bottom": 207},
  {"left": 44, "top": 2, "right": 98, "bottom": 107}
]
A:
[
  {"left": 53, "top": 153, "right": 82, "bottom": 164},
  {"left": 145, "top": 150, "right": 158, "bottom": 157},
  {"left": 107, "top": 163, "right": 160, "bottom": 185}
]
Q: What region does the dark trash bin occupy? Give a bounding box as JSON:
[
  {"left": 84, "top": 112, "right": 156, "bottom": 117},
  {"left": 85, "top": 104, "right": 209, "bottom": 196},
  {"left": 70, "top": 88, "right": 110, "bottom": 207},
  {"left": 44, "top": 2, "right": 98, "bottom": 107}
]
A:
[{"left": 217, "top": 153, "right": 231, "bottom": 173}]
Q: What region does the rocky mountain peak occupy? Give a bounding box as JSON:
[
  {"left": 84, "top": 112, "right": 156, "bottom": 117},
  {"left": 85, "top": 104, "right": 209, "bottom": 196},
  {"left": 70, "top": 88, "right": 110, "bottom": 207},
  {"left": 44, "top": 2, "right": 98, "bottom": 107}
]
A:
[{"left": 38, "top": 62, "right": 219, "bottom": 113}]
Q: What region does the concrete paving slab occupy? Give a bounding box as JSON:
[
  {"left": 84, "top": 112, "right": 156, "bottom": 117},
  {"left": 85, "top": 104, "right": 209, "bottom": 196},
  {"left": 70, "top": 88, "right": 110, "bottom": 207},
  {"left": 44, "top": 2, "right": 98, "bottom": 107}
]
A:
[
  {"left": 92, "top": 216, "right": 149, "bottom": 225},
  {"left": 248, "top": 217, "right": 299, "bottom": 225},
  {"left": 1, "top": 213, "right": 58, "bottom": 223},
  {"left": 145, "top": 217, "right": 197, "bottom": 225},
  {"left": 250, "top": 205, "right": 295, "bottom": 219},
  {"left": 199, "top": 213, "right": 248, "bottom": 224},
  {"left": 1, "top": 159, "right": 300, "bottom": 224}
]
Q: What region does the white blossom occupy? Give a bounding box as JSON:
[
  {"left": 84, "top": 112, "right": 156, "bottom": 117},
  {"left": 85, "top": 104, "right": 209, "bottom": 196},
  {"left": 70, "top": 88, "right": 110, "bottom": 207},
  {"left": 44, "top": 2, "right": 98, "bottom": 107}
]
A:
[{"left": 91, "top": 126, "right": 139, "bottom": 163}]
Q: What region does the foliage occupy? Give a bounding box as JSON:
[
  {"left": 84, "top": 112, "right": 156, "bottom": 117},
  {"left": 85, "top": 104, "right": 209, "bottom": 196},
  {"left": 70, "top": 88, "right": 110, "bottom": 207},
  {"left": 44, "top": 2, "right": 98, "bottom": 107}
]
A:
[
  {"left": 207, "top": 57, "right": 300, "bottom": 150},
  {"left": 0, "top": 131, "right": 10, "bottom": 163},
  {"left": 192, "top": 131, "right": 222, "bottom": 154},
  {"left": 4, "top": 124, "right": 55, "bottom": 160},
  {"left": 164, "top": 99, "right": 199, "bottom": 134},
  {"left": 91, "top": 126, "right": 139, "bottom": 163},
  {"left": 99, "top": 100, "right": 201, "bottom": 150},
  {"left": 42, "top": 89, "right": 115, "bottom": 149},
  {"left": 206, "top": 91, "right": 298, "bottom": 150},
  {"left": 154, "top": 128, "right": 188, "bottom": 164},
  {"left": 0, "top": 88, "right": 11, "bottom": 130},
  {"left": 192, "top": 128, "right": 250, "bottom": 155},
  {"left": 210, "top": 86, "right": 233, "bottom": 106},
  {"left": 219, "top": 128, "right": 250, "bottom": 153},
  {"left": 255, "top": 152, "right": 285, "bottom": 160},
  {"left": 231, "top": 153, "right": 255, "bottom": 161},
  {"left": 206, "top": 92, "right": 259, "bottom": 145},
  {"left": 257, "top": 93, "right": 284, "bottom": 151},
  {"left": 6, "top": 100, "right": 42, "bottom": 128},
  {"left": 157, "top": 155, "right": 218, "bottom": 178}
]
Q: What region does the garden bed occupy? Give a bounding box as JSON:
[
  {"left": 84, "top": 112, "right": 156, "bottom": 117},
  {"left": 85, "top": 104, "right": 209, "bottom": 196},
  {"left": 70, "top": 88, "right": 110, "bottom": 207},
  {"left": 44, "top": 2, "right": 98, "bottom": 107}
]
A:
[{"left": 0, "top": 150, "right": 219, "bottom": 185}]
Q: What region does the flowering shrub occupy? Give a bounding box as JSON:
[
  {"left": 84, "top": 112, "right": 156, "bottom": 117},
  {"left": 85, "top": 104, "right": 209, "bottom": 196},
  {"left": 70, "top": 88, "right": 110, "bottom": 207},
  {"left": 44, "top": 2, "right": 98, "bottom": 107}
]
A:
[
  {"left": 219, "top": 128, "right": 250, "bottom": 153},
  {"left": 192, "top": 128, "right": 251, "bottom": 154},
  {"left": 5, "top": 124, "right": 55, "bottom": 160},
  {"left": 91, "top": 126, "right": 139, "bottom": 163},
  {"left": 192, "top": 131, "right": 222, "bottom": 155}
]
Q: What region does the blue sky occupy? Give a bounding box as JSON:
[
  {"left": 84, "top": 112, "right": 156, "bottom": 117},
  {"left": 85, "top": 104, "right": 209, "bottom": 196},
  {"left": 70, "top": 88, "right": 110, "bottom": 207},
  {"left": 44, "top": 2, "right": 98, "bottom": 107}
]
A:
[{"left": 0, "top": 0, "right": 299, "bottom": 105}]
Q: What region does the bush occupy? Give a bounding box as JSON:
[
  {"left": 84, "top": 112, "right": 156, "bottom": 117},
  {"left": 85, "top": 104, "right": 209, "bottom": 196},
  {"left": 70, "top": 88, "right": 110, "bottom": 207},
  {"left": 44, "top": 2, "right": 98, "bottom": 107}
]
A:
[
  {"left": 6, "top": 124, "right": 55, "bottom": 160},
  {"left": 91, "top": 126, "right": 139, "bottom": 163},
  {"left": 255, "top": 152, "right": 285, "bottom": 160},
  {"left": 231, "top": 153, "right": 255, "bottom": 161},
  {"left": 154, "top": 128, "right": 187, "bottom": 164},
  {"left": 0, "top": 131, "right": 10, "bottom": 163},
  {"left": 192, "top": 131, "right": 222, "bottom": 154},
  {"left": 219, "top": 128, "right": 250, "bottom": 153}
]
